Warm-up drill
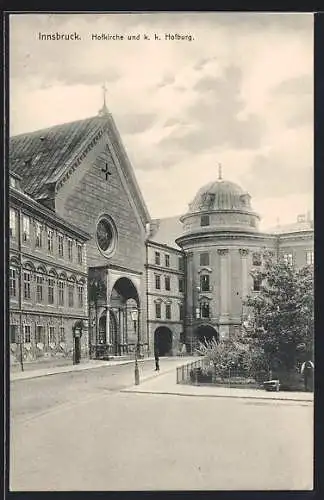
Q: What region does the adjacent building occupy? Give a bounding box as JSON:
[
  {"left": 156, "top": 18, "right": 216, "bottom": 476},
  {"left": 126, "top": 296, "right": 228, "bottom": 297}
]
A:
[{"left": 9, "top": 103, "right": 314, "bottom": 365}]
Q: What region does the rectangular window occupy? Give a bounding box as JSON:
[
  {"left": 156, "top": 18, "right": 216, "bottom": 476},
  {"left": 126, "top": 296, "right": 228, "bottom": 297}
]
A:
[
  {"left": 36, "top": 275, "right": 43, "bottom": 303},
  {"left": 24, "top": 325, "right": 31, "bottom": 343},
  {"left": 283, "top": 253, "right": 293, "bottom": 266},
  {"left": 155, "top": 302, "right": 161, "bottom": 319},
  {"left": 58, "top": 234, "right": 64, "bottom": 258},
  {"left": 306, "top": 250, "right": 314, "bottom": 265},
  {"left": 10, "top": 268, "right": 17, "bottom": 298},
  {"left": 58, "top": 281, "right": 64, "bottom": 306},
  {"left": 165, "top": 254, "right": 170, "bottom": 268},
  {"left": 165, "top": 276, "right": 171, "bottom": 291},
  {"left": 155, "top": 274, "right": 161, "bottom": 290},
  {"left": 178, "top": 277, "right": 184, "bottom": 293},
  {"left": 47, "top": 229, "right": 54, "bottom": 253},
  {"left": 48, "top": 326, "right": 55, "bottom": 344},
  {"left": 68, "top": 284, "right": 74, "bottom": 307},
  {"left": 77, "top": 244, "right": 83, "bottom": 264},
  {"left": 48, "top": 278, "right": 55, "bottom": 305},
  {"left": 200, "top": 215, "right": 210, "bottom": 227},
  {"left": 22, "top": 215, "right": 30, "bottom": 242},
  {"left": 10, "top": 325, "right": 18, "bottom": 343},
  {"left": 201, "top": 302, "right": 210, "bottom": 319},
  {"left": 68, "top": 239, "right": 73, "bottom": 261},
  {"left": 179, "top": 304, "right": 184, "bottom": 321},
  {"left": 9, "top": 209, "right": 17, "bottom": 238},
  {"left": 253, "top": 276, "right": 262, "bottom": 292},
  {"left": 23, "top": 271, "right": 31, "bottom": 300},
  {"left": 78, "top": 285, "right": 84, "bottom": 308},
  {"left": 166, "top": 304, "right": 171, "bottom": 320},
  {"left": 252, "top": 252, "right": 262, "bottom": 266},
  {"left": 35, "top": 325, "right": 45, "bottom": 344},
  {"left": 155, "top": 251, "right": 160, "bottom": 265},
  {"left": 178, "top": 256, "right": 184, "bottom": 271},
  {"left": 35, "top": 222, "right": 42, "bottom": 248},
  {"left": 200, "top": 252, "right": 209, "bottom": 266},
  {"left": 59, "top": 327, "right": 65, "bottom": 343},
  {"left": 200, "top": 274, "right": 210, "bottom": 292}
]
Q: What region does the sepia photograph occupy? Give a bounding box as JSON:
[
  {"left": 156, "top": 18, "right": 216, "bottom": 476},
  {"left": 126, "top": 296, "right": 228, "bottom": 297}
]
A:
[{"left": 8, "top": 11, "right": 314, "bottom": 491}]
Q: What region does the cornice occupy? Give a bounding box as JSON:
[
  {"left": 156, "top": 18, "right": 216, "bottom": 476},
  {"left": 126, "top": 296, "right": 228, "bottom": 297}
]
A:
[
  {"left": 146, "top": 239, "right": 183, "bottom": 254},
  {"left": 176, "top": 231, "right": 277, "bottom": 246},
  {"left": 10, "top": 189, "right": 90, "bottom": 241}
]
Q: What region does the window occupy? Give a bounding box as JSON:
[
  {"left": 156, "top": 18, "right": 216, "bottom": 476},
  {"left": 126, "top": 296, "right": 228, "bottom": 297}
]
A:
[
  {"left": 23, "top": 271, "right": 31, "bottom": 300},
  {"left": 283, "top": 253, "right": 293, "bottom": 266},
  {"left": 178, "top": 277, "right": 184, "bottom": 293},
  {"left": 179, "top": 304, "right": 184, "bottom": 321},
  {"left": 10, "top": 177, "right": 16, "bottom": 188},
  {"left": 9, "top": 209, "right": 17, "bottom": 238},
  {"left": 35, "top": 223, "right": 42, "bottom": 248},
  {"left": 10, "top": 267, "right": 17, "bottom": 298},
  {"left": 58, "top": 281, "right": 64, "bottom": 306},
  {"left": 48, "top": 278, "right": 55, "bottom": 305},
  {"left": 178, "top": 256, "right": 184, "bottom": 271},
  {"left": 10, "top": 325, "right": 18, "bottom": 343},
  {"left": 306, "top": 250, "right": 314, "bottom": 265},
  {"left": 253, "top": 276, "right": 262, "bottom": 292},
  {"left": 200, "top": 274, "right": 210, "bottom": 292},
  {"left": 166, "top": 303, "right": 171, "bottom": 319},
  {"left": 58, "top": 234, "right": 64, "bottom": 257},
  {"left": 68, "top": 239, "right": 73, "bottom": 261},
  {"left": 24, "top": 325, "right": 31, "bottom": 343},
  {"left": 200, "top": 252, "right": 209, "bottom": 266},
  {"left": 201, "top": 302, "right": 210, "bottom": 319},
  {"left": 155, "top": 251, "right": 160, "bottom": 265},
  {"left": 78, "top": 284, "right": 84, "bottom": 308},
  {"left": 47, "top": 229, "right": 54, "bottom": 253},
  {"left": 155, "top": 302, "right": 161, "bottom": 319},
  {"left": 252, "top": 252, "right": 262, "bottom": 266},
  {"left": 165, "top": 276, "right": 171, "bottom": 291},
  {"left": 155, "top": 274, "right": 161, "bottom": 290},
  {"left": 22, "top": 216, "right": 30, "bottom": 242},
  {"left": 200, "top": 215, "right": 210, "bottom": 227},
  {"left": 77, "top": 244, "right": 83, "bottom": 264},
  {"left": 59, "top": 327, "right": 65, "bottom": 343},
  {"left": 35, "top": 325, "right": 45, "bottom": 344},
  {"left": 68, "top": 284, "right": 74, "bottom": 307},
  {"left": 48, "top": 326, "right": 55, "bottom": 344},
  {"left": 36, "top": 275, "right": 44, "bottom": 303},
  {"left": 165, "top": 254, "right": 170, "bottom": 268}
]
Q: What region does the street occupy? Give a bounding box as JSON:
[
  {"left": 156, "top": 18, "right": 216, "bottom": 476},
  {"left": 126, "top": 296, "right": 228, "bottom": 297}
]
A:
[{"left": 10, "top": 360, "right": 313, "bottom": 491}]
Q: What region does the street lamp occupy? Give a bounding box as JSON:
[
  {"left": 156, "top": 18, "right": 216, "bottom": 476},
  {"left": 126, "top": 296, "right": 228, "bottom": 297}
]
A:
[{"left": 131, "top": 308, "right": 140, "bottom": 385}]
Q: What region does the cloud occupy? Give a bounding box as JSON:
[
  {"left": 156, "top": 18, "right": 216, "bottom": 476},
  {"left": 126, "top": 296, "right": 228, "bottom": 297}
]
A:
[
  {"left": 114, "top": 113, "right": 157, "bottom": 135},
  {"left": 272, "top": 74, "right": 313, "bottom": 95}
]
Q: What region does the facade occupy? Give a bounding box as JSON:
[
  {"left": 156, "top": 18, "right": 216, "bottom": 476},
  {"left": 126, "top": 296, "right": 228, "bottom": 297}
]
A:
[
  {"left": 9, "top": 104, "right": 314, "bottom": 365},
  {"left": 9, "top": 171, "right": 90, "bottom": 365}
]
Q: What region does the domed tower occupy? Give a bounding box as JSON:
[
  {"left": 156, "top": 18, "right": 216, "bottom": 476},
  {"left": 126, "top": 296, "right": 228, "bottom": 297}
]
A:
[{"left": 176, "top": 166, "right": 275, "bottom": 350}]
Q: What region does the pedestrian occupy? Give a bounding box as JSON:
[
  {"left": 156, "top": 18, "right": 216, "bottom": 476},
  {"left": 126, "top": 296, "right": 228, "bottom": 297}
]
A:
[
  {"left": 301, "top": 360, "right": 314, "bottom": 391},
  {"left": 154, "top": 347, "right": 160, "bottom": 371}
]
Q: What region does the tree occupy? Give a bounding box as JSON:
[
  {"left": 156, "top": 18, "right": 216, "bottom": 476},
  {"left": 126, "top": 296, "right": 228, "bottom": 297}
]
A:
[{"left": 244, "top": 257, "right": 314, "bottom": 373}]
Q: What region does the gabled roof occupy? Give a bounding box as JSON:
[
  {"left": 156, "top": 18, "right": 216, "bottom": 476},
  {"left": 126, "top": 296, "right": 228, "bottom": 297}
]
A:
[
  {"left": 149, "top": 216, "right": 184, "bottom": 250},
  {"left": 9, "top": 113, "right": 151, "bottom": 226},
  {"left": 10, "top": 116, "right": 104, "bottom": 198}
]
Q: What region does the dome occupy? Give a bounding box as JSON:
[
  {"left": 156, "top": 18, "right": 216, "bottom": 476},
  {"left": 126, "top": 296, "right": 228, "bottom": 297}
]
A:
[{"left": 188, "top": 179, "right": 252, "bottom": 213}]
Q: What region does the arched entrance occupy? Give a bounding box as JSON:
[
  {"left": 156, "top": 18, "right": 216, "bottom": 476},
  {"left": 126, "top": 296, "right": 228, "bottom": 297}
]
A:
[
  {"left": 109, "top": 277, "right": 140, "bottom": 356},
  {"left": 154, "top": 327, "right": 173, "bottom": 357},
  {"left": 72, "top": 320, "right": 83, "bottom": 364},
  {"left": 195, "top": 324, "right": 218, "bottom": 346}
]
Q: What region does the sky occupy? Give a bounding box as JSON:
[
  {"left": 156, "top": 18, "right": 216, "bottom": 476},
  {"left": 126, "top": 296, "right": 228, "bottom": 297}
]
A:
[{"left": 9, "top": 13, "right": 314, "bottom": 230}]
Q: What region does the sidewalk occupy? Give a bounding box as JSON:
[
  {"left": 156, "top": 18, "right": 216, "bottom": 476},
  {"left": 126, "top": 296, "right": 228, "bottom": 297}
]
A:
[
  {"left": 10, "top": 356, "right": 194, "bottom": 382},
  {"left": 122, "top": 368, "right": 314, "bottom": 403}
]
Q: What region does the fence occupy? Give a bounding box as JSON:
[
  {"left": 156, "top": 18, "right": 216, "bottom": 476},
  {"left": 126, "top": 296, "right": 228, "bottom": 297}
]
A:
[{"left": 176, "top": 358, "right": 269, "bottom": 388}]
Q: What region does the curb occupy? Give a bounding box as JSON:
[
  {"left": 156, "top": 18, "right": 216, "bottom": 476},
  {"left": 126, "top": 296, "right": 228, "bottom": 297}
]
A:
[{"left": 121, "top": 389, "right": 313, "bottom": 403}]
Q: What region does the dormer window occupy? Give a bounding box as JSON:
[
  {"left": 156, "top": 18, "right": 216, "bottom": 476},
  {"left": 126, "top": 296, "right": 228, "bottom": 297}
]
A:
[{"left": 200, "top": 215, "right": 210, "bottom": 227}]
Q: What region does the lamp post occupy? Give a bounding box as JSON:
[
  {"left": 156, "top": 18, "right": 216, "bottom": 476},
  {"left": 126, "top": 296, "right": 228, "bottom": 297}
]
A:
[{"left": 131, "top": 308, "right": 140, "bottom": 385}]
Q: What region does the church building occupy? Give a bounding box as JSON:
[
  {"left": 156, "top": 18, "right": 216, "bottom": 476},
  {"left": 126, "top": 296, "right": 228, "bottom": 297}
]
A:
[{"left": 8, "top": 100, "right": 314, "bottom": 365}]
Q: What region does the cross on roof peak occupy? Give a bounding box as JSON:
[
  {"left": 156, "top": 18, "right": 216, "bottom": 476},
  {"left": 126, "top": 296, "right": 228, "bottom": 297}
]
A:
[{"left": 98, "top": 82, "right": 109, "bottom": 116}]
